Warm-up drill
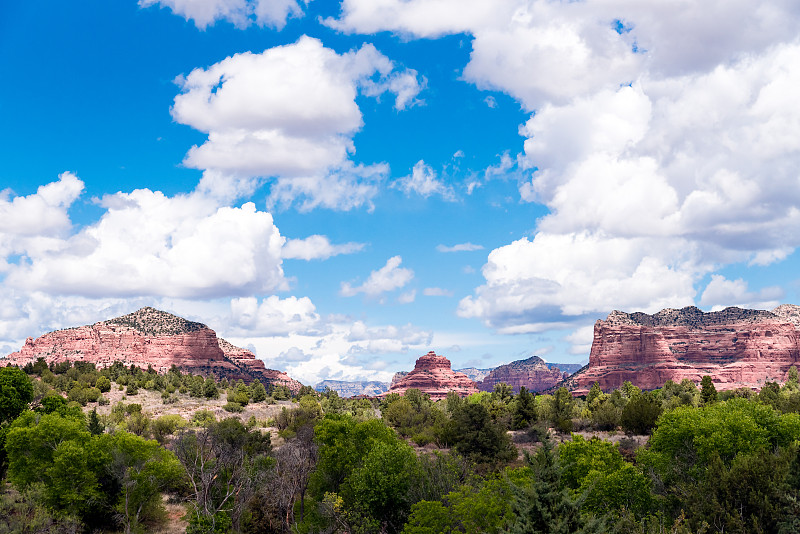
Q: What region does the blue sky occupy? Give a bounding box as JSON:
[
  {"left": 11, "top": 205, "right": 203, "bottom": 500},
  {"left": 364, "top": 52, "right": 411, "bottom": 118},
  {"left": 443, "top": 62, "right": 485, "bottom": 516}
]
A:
[{"left": 2, "top": 0, "right": 800, "bottom": 385}]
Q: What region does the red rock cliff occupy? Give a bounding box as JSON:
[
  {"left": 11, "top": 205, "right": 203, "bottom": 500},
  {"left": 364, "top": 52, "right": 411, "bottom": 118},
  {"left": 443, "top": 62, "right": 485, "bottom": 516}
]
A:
[
  {"left": 385, "top": 351, "right": 477, "bottom": 400},
  {"left": 478, "top": 356, "right": 567, "bottom": 393},
  {"left": 3, "top": 307, "right": 302, "bottom": 392},
  {"left": 570, "top": 305, "right": 800, "bottom": 395}
]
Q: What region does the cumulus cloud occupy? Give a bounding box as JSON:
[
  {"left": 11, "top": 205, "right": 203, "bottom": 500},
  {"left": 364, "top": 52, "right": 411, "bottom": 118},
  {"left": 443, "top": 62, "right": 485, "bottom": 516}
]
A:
[
  {"left": 3, "top": 176, "right": 287, "bottom": 299},
  {"left": 332, "top": 2, "right": 800, "bottom": 349},
  {"left": 340, "top": 255, "right": 413, "bottom": 297},
  {"left": 436, "top": 242, "right": 483, "bottom": 253},
  {"left": 139, "top": 0, "right": 307, "bottom": 30},
  {"left": 458, "top": 233, "right": 699, "bottom": 334},
  {"left": 227, "top": 295, "right": 321, "bottom": 336},
  {"left": 282, "top": 234, "right": 365, "bottom": 260},
  {"left": 172, "top": 36, "right": 422, "bottom": 210},
  {"left": 0, "top": 172, "right": 83, "bottom": 238},
  {"left": 226, "top": 312, "right": 433, "bottom": 384},
  {"left": 392, "top": 160, "right": 456, "bottom": 201},
  {"left": 331, "top": 0, "right": 800, "bottom": 107},
  {"left": 699, "top": 275, "right": 784, "bottom": 311}
]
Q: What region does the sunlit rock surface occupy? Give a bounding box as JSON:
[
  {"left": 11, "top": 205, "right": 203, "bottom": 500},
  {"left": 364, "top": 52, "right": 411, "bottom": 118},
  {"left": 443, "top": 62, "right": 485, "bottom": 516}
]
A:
[{"left": 3, "top": 307, "right": 302, "bottom": 392}]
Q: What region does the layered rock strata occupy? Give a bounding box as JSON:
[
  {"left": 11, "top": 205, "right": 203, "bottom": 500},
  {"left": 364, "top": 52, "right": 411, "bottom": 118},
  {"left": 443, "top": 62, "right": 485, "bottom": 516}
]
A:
[
  {"left": 478, "top": 356, "right": 568, "bottom": 393},
  {"left": 3, "top": 307, "right": 302, "bottom": 392},
  {"left": 569, "top": 305, "right": 800, "bottom": 395},
  {"left": 384, "top": 351, "right": 478, "bottom": 400}
]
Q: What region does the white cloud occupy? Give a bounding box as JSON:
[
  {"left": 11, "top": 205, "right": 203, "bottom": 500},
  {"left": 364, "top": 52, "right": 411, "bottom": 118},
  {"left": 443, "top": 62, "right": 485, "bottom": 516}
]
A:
[
  {"left": 458, "top": 233, "right": 700, "bottom": 334},
  {"left": 3, "top": 177, "right": 286, "bottom": 299},
  {"left": 340, "top": 255, "right": 413, "bottom": 297},
  {"left": 0, "top": 172, "right": 83, "bottom": 238},
  {"left": 423, "top": 287, "right": 453, "bottom": 297},
  {"left": 393, "top": 160, "right": 456, "bottom": 201},
  {"left": 282, "top": 234, "right": 365, "bottom": 260},
  {"left": 226, "top": 314, "right": 433, "bottom": 384},
  {"left": 397, "top": 290, "right": 416, "bottom": 304},
  {"left": 461, "top": 43, "right": 800, "bottom": 347},
  {"left": 699, "top": 275, "right": 784, "bottom": 311},
  {"left": 330, "top": 0, "right": 800, "bottom": 109},
  {"left": 139, "top": 0, "right": 306, "bottom": 30},
  {"left": 436, "top": 242, "right": 483, "bottom": 253},
  {"left": 484, "top": 96, "right": 497, "bottom": 108},
  {"left": 172, "top": 36, "right": 422, "bottom": 210},
  {"left": 227, "top": 295, "right": 321, "bottom": 336}
]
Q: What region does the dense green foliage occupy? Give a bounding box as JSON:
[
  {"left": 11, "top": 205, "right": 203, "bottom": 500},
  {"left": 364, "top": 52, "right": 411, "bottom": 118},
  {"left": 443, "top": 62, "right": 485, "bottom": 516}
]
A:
[{"left": 2, "top": 361, "right": 800, "bottom": 533}]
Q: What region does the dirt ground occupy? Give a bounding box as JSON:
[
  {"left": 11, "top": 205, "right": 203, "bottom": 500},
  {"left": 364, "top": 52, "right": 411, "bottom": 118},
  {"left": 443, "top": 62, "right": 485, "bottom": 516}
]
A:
[{"left": 93, "top": 386, "right": 291, "bottom": 427}]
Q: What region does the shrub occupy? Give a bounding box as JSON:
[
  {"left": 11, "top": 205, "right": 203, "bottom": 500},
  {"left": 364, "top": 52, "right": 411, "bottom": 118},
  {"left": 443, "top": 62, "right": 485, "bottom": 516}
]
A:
[
  {"left": 223, "top": 402, "right": 243, "bottom": 413},
  {"left": 94, "top": 376, "right": 111, "bottom": 393},
  {"left": 620, "top": 392, "right": 662, "bottom": 435}
]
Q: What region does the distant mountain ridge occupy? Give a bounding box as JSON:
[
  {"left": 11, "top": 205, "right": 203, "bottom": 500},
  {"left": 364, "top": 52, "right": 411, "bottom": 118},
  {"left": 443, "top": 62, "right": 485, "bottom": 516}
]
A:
[
  {"left": 315, "top": 380, "right": 389, "bottom": 397},
  {"left": 477, "top": 355, "right": 570, "bottom": 393}
]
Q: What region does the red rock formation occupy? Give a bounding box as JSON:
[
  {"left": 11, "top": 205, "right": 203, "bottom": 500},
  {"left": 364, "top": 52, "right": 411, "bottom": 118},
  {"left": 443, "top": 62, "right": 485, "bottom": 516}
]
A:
[
  {"left": 384, "top": 351, "right": 477, "bottom": 400},
  {"left": 3, "top": 307, "right": 302, "bottom": 392},
  {"left": 569, "top": 305, "right": 800, "bottom": 395},
  {"left": 478, "top": 356, "right": 568, "bottom": 393}
]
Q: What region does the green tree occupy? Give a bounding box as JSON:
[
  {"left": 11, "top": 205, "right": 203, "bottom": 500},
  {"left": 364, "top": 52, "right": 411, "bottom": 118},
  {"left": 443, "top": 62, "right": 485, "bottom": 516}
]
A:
[
  {"left": 95, "top": 375, "right": 112, "bottom": 393},
  {"left": 620, "top": 391, "right": 662, "bottom": 435},
  {"left": 786, "top": 366, "right": 799, "bottom": 391},
  {"left": 442, "top": 403, "right": 515, "bottom": 464},
  {"left": 0, "top": 366, "right": 34, "bottom": 423},
  {"left": 586, "top": 382, "right": 603, "bottom": 407},
  {"left": 512, "top": 386, "right": 537, "bottom": 430},
  {"left": 551, "top": 387, "right": 575, "bottom": 433},
  {"left": 88, "top": 408, "right": 104, "bottom": 435},
  {"left": 0, "top": 366, "right": 35, "bottom": 476},
  {"left": 403, "top": 468, "right": 532, "bottom": 534},
  {"left": 250, "top": 379, "right": 267, "bottom": 402},
  {"left": 700, "top": 375, "right": 718, "bottom": 405},
  {"left": 103, "top": 431, "right": 183, "bottom": 534},
  {"left": 558, "top": 436, "right": 653, "bottom": 517},
  {"left": 5, "top": 411, "right": 113, "bottom": 525},
  {"left": 203, "top": 377, "right": 219, "bottom": 399},
  {"left": 507, "top": 440, "right": 605, "bottom": 534},
  {"left": 343, "top": 439, "right": 419, "bottom": 531}
]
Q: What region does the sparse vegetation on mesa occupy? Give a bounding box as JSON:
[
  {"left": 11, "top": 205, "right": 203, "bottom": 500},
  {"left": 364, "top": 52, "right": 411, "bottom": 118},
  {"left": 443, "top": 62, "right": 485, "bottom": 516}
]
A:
[
  {"left": 107, "top": 306, "right": 206, "bottom": 336},
  {"left": 1, "top": 359, "right": 800, "bottom": 534}
]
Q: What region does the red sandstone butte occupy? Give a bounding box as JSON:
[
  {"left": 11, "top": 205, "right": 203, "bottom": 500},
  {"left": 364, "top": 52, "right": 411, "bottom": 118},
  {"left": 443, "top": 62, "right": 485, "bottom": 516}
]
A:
[
  {"left": 478, "top": 356, "right": 568, "bottom": 393},
  {"left": 3, "top": 307, "right": 302, "bottom": 392},
  {"left": 384, "top": 351, "right": 478, "bottom": 400},
  {"left": 569, "top": 305, "right": 800, "bottom": 395}
]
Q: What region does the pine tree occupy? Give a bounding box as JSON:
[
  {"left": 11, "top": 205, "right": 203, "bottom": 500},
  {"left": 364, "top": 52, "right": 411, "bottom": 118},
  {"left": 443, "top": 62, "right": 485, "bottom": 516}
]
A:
[
  {"left": 512, "top": 386, "right": 537, "bottom": 429},
  {"left": 700, "top": 375, "right": 718, "bottom": 405},
  {"left": 88, "top": 408, "right": 103, "bottom": 435},
  {"left": 507, "top": 439, "right": 605, "bottom": 533}
]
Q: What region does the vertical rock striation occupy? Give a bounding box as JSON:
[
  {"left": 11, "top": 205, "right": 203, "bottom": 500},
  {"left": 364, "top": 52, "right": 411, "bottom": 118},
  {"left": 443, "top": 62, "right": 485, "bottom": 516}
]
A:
[
  {"left": 384, "top": 351, "right": 478, "bottom": 400},
  {"left": 569, "top": 305, "right": 800, "bottom": 394}
]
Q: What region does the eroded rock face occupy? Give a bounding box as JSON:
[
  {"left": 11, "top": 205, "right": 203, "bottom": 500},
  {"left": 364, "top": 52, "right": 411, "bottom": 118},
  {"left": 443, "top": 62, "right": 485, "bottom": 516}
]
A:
[
  {"left": 3, "top": 307, "right": 302, "bottom": 392},
  {"left": 478, "top": 356, "right": 568, "bottom": 393},
  {"left": 384, "top": 351, "right": 478, "bottom": 400},
  {"left": 569, "top": 305, "right": 800, "bottom": 395}
]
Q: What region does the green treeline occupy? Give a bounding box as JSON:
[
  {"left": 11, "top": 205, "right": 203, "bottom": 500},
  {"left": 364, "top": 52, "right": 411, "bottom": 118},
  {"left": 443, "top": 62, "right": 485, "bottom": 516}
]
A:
[{"left": 1, "top": 359, "right": 800, "bottom": 533}]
